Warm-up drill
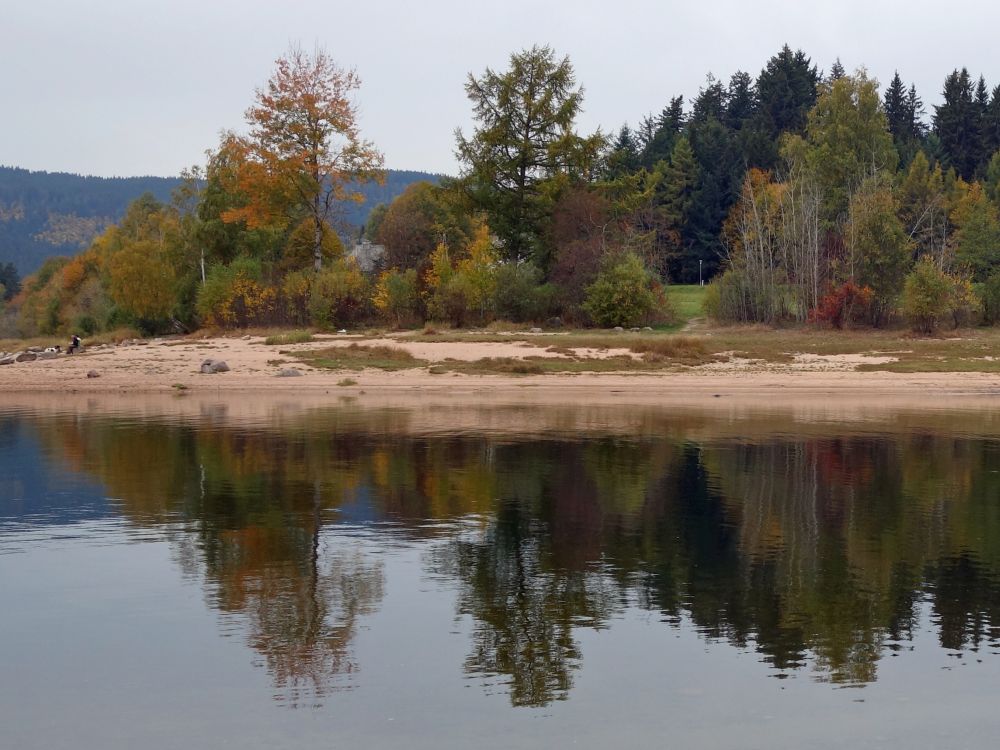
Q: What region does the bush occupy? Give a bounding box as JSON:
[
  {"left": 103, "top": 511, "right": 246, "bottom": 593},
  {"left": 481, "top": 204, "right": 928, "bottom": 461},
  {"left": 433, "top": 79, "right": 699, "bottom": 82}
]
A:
[
  {"left": 308, "top": 259, "right": 369, "bottom": 329},
  {"left": 704, "top": 268, "right": 793, "bottom": 323},
  {"left": 902, "top": 257, "right": 954, "bottom": 334},
  {"left": 196, "top": 257, "right": 277, "bottom": 327},
  {"left": 582, "top": 252, "right": 662, "bottom": 328},
  {"left": 978, "top": 272, "right": 1000, "bottom": 325},
  {"left": 73, "top": 314, "right": 98, "bottom": 336},
  {"left": 811, "top": 282, "right": 874, "bottom": 329},
  {"left": 373, "top": 268, "right": 421, "bottom": 326},
  {"left": 493, "top": 262, "right": 558, "bottom": 322}
]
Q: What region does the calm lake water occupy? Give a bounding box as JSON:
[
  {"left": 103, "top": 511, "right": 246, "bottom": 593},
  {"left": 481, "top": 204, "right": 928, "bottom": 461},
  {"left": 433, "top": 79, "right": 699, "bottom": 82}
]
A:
[{"left": 3, "top": 398, "right": 1000, "bottom": 749}]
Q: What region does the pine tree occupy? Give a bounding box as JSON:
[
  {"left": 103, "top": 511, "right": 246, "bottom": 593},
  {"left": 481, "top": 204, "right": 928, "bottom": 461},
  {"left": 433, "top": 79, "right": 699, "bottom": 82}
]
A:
[
  {"left": 687, "top": 119, "right": 737, "bottom": 282},
  {"left": 605, "top": 125, "right": 641, "bottom": 178},
  {"left": 651, "top": 136, "right": 699, "bottom": 279},
  {"left": 691, "top": 74, "right": 726, "bottom": 123},
  {"left": 934, "top": 68, "right": 981, "bottom": 180},
  {"left": 885, "top": 73, "right": 925, "bottom": 167},
  {"left": 983, "top": 86, "right": 1000, "bottom": 166},
  {"left": 725, "top": 71, "right": 757, "bottom": 129},
  {"left": 828, "top": 58, "right": 846, "bottom": 83},
  {"left": 641, "top": 96, "right": 685, "bottom": 168},
  {"left": 756, "top": 44, "right": 820, "bottom": 138}
]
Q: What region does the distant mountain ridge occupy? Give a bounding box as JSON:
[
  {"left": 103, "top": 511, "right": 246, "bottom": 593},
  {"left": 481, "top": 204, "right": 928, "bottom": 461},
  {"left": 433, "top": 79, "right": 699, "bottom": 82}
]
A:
[{"left": 0, "top": 166, "right": 440, "bottom": 275}]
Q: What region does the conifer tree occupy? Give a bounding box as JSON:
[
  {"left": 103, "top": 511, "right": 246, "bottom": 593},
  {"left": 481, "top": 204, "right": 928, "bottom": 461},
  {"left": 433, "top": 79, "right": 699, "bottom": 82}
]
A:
[
  {"left": 725, "top": 71, "right": 757, "bottom": 129},
  {"left": 828, "top": 58, "right": 846, "bottom": 82},
  {"left": 641, "top": 96, "right": 685, "bottom": 168},
  {"left": 756, "top": 45, "right": 819, "bottom": 138},
  {"left": 934, "top": 68, "right": 981, "bottom": 180}
]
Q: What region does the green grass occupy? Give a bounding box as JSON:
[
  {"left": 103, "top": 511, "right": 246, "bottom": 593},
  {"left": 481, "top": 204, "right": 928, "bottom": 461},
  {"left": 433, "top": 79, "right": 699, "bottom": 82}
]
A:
[
  {"left": 666, "top": 284, "right": 707, "bottom": 326},
  {"left": 295, "top": 343, "right": 426, "bottom": 372}
]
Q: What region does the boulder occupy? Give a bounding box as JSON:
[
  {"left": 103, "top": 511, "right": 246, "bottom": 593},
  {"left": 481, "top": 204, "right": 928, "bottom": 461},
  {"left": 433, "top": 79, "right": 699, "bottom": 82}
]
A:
[
  {"left": 37, "top": 350, "right": 58, "bottom": 360},
  {"left": 277, "top": 368, "right": 303, "bottom": 378},
  {"left": 200, "top": 358, "right": 230, "bottom": 374},
  {"left": 529, "top": 327, "right": 543, "bottom": 334},
  {"left": 26, "top": 346, "right": 44, "bottom": 353},
  {"left": 15, "top": 352, "right": 37, "bottom": 363},
  {"left": 545, "top": 317, "right": 563, "bottom": 329},
  {"left": 613, "top": 326, "right": 625, "bottom": 333},
  {"left": 87, "top": 370, "right": 100, "bottom": 378},
  {"left": 0, "top": 355, "right": 15, "bottom": 366}
]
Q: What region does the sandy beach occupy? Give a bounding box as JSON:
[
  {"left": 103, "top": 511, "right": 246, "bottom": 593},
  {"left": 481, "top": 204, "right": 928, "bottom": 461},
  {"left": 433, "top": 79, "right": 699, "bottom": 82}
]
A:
[{"left": 2, "top": 334, "right": 1000, "bottom": 412}]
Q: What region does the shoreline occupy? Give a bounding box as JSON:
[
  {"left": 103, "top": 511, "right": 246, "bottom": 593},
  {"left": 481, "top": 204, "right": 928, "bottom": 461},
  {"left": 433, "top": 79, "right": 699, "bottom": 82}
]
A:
[{"left": 2, "top": 333, "right": 1000, "bottom": 403}]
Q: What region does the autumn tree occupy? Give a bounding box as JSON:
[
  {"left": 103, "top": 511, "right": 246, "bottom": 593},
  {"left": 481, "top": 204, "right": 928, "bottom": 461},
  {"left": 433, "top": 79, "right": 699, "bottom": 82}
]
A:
[
  {"left": 950, "top": 182, "right": 1000, "bottom": 281},
  {"left": 373, "top": 181, "right": 476, "bottom": 271},
  {"left": 222, "top": 45, "right": 384, "bottom": 271},
  {"left": 801, "top": 71, "right": 898, "bottom": 224},
  {"left": 845, "top": 178, "right": 913, "bottom": 325},
  {"left": 456, "top": 45, "right": 601, "bottom": 267}
]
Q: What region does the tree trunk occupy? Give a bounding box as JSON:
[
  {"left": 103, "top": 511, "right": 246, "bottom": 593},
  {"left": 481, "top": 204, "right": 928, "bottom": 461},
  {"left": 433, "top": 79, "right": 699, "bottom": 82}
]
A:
[{"left": 313, "top": 213, "right": 323, "bottom": 272}]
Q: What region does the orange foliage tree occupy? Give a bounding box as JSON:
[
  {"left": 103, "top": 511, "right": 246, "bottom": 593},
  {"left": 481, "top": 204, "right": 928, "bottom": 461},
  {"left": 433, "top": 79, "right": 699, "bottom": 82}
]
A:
[{"left": 221, "top": 45, "right": 384, "bottom": 271}]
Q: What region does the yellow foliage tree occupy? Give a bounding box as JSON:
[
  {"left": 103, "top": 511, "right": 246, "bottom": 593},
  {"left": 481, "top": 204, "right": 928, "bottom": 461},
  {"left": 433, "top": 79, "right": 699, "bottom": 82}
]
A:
[{"left": 107, "top": 240, "right": 176, "bottom": 320}]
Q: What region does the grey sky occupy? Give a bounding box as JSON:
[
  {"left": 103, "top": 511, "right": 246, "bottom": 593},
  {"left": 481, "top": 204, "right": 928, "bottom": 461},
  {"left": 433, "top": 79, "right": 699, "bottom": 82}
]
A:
[{"left": 3, "top": 0, "right": 998, "bottom": 178}]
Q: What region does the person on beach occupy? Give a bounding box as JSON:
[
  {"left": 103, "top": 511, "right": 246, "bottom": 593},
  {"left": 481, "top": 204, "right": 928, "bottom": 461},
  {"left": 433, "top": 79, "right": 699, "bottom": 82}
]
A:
[{"left": 68, "top": 334, "right": 82, "bottom": 354}]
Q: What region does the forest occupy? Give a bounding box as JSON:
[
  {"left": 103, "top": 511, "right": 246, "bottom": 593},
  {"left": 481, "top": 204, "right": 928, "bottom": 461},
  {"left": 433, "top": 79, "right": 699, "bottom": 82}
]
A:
[
  {"left": 2, "top": 42, "right": 1000, "bottom": 338},
  {"left": 0, "top": 165, "right": 435, "bottom": 277}
]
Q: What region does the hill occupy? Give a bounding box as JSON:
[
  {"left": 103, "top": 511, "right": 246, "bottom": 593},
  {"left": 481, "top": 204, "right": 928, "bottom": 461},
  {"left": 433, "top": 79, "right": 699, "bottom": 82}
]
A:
[{"left": 0, "top": 166, "right": 439, "bottom": 275}]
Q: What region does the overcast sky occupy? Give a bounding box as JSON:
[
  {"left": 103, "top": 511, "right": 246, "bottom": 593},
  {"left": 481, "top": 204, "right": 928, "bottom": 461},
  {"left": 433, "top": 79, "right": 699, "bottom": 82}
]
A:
[{"left": 3, "top": 0, "right": 998, "bottom": 178}]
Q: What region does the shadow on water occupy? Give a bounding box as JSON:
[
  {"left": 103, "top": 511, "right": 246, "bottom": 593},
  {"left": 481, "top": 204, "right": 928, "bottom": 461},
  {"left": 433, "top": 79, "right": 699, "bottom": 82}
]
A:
[{"left": 3, "top": 404, "right": 1000, "bottom": 708}]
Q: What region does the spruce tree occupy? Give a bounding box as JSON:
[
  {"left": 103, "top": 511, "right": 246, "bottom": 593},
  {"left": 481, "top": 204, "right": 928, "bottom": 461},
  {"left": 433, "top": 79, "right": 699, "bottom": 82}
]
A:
[
  {"left": 691, "top": 74, "right": 726, "bottom": 123},
  {"left": 934, "top": 68, "right": 981, "bottom": 180},
  {"left": 725, "top": 71, "right": 757, "bottom": 129},
  {"left": 983, "top": 86, "right": 1000, "bottom": 167},
  {"left": 641, "top": 96, "right": 685, "bottom": 168},
  {"left": 756, "top": 44, "right": 819, "bottom": 138},
  {"left": 828, "top": 58, "right": 846, "bottom": 83}
]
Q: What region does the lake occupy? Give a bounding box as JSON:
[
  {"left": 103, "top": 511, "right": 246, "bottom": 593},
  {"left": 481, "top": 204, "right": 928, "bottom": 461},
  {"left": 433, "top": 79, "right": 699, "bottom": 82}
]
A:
[{"left": 3, "top": 395, "right": 1000, "bottom": 749}]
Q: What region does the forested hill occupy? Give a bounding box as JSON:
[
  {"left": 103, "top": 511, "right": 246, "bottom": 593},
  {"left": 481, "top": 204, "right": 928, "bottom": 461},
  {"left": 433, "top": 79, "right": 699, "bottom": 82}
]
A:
[{"left": 0, "top": 166, "right": 438, "bottom": 275}]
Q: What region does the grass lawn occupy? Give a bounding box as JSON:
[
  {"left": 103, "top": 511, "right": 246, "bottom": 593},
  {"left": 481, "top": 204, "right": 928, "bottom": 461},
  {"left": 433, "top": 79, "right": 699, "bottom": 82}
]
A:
[{"left": 666, "top": 284, "right": 707, "bottom": 327}]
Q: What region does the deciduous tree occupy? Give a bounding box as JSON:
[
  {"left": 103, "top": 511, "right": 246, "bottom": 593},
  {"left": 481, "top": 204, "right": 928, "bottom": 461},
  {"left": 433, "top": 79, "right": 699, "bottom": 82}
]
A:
[
  {"left": 222, "top": 45, "right": 384, "bottom": 271},
  {"left": 456, "top": 45, "right": 600, "bottom": 266}
]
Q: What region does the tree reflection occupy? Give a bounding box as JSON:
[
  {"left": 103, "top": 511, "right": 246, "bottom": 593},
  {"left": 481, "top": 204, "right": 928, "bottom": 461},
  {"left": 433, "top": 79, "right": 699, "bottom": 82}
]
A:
[{"left": 23, "top": 410, "right": 1000, "bottom": 706}]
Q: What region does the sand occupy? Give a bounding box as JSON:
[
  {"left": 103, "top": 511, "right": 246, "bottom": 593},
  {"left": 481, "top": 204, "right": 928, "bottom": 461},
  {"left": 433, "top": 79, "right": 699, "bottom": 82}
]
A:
[{"left": 1, "top": 334, "right": 999, "bottom": 407}]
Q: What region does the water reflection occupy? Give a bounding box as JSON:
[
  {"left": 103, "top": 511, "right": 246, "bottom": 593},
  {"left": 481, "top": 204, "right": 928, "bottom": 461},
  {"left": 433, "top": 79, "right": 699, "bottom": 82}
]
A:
[{"left": 4, "top": 405, "right": 1000, "bottom": 708}]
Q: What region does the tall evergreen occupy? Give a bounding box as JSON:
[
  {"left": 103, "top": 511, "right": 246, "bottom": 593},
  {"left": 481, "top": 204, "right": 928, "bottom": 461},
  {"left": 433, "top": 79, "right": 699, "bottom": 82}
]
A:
[
  {"left": 756, "top": 45, "right": 819, "bottom": 138},
  {"left": 885, "top": 73, "right": 925, "bottom": 167},
  {"left": 691, "top": 75, "right": 726, "bottom": 123},
  {"left": 985, "top": 86, "right": 1000, "bottom": 166},
  {"left": 641, "top": 96, "right": 685, "bottom": 168},
  {"left": 687, "top": 118, "right": 737, "bottom": 282},
  {"left": 725, "top": 71, "right": 757, "bottom": 129},
  {"left": 934, "top": 68, "right": 981, "bottom": 180},
  {"left": 605, "top": 125, "right": 641, "bottom": 178},
  {"left": 827, "top": 58, "right": 846, "bottom": 83}
]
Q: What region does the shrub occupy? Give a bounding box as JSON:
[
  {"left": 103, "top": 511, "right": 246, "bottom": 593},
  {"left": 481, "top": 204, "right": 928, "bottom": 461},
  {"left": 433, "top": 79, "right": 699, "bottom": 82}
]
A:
[
  {"left": 196, "top": 257, "right": 277, "bottom": 327},
  {"left": 704, "top": 268, "right": 784, "bottom": 323},
  {"left": 494, "top": 262, "right": 550, "bottom": 322},
  {"left": 902, "top": 256, "right": 954, "bottom": 334},
  {"left": 282, "top": 270, "right": 313, "bottom": 326},
  {"left": 308, "top": 259, "right": 369, "bottom": 329},
  {"left": 582, "top": 252, "right": 660, "bottom": 328},
  {"left": 73, "top": 314, "right": 98, "bottom": 336},
  {"left": 978, "top": 272, "right": 1000, "bottom": 325},
  {"left": 373, "top": 268, "right": 421, "bottom": 326},
  {"left": 948, "top": 275, "right": 980, "bottom": 328},
  {"left": 811, "top": 282, "right": 874, "bottom": 329}
]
